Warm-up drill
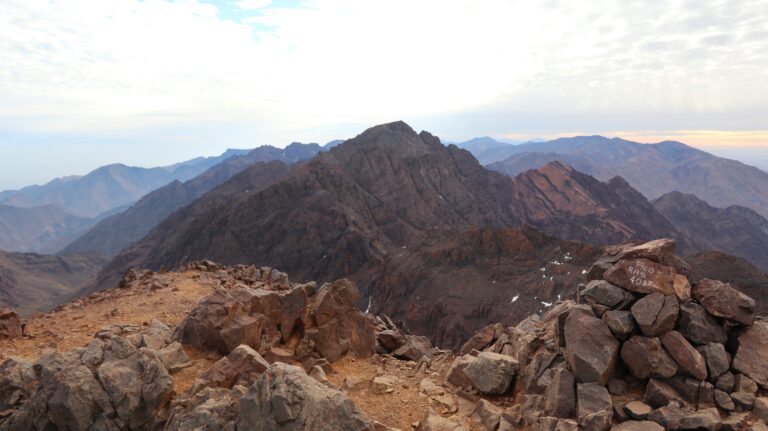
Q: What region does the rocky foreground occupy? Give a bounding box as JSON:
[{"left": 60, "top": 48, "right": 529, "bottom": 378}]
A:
[{"left": 0, "top": 240, "right": 767, "bottom": 430}]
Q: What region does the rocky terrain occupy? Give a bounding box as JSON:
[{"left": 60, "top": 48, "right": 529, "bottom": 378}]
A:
[
  {"left": 61, "top": 141, "right": 322, "bottom": 256},
  {"left": 0, "top": 250, "right": 107, "bottom": 315},
  {"left": 1, "top": 238, "right": 767, "bottom": 431},
  {"left": 485, "top": 135, "right": 768, "bottom": 219},
  {"left": 653, "top": 192, "right": 768, "bottom": 271}
]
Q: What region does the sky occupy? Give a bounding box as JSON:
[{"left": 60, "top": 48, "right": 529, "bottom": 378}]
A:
[{"left": 1, "top": 0, "right": 767, "bottom": 189}]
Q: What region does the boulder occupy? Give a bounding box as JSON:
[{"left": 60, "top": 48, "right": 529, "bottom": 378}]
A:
[
  {"left": 445, "top": 355, "right": 475, "bottom": 389},
  {"left": 581, "top": 280, "right": 634, "bottom": 309},
  {"left": 648, "top": 406, "right": 721, "bottom": 431},
  {"left": 624, "top": 401, "right": 652, "bottom": 420},
  {"left": 693, "top": 279, "right": 756, "bottom": 326},
  {"left": 677, "top": 302, "right": 726, "bottom": 345},
  {"left": 630, "top": 293, "right": 678, "bottom": 337},
  {"left": 376, "top": 329, "right": 406, "bottom": 352},
  {"left": 715, "top": 389, "right": 735, "bottom": 411},
  {"left": 564, "top": 311, "right": 619, "bottom": 385},
  {"left": 610, "top": 421, "right": 664, "bottom": 431},
  {"left": 165, "top": 386, "right": 241, "bottom": 431},
  {"left": 237, "top": 362, "right": 373, "bottom": 430},
  {"left": 603, "top": 259, "right": 678, "bottom": 297},
  {"left": 521, "top": 351, "right": 560, "bottom": 394},
  {"left": 156, "top": 341, "right": 192, "bottom": 372},
  {"left": 0, "top": 308, "right": 22, "bottom": 340},
  {"left": 644, "top": 378, "right": 684, "bottom": 408},
  {"left": 473, "top": 399, "right": 501, "bottom": 430},
  {"left": 576, "top": 383, "right": 612, "bottom": 431},
  {"left": 602, "top": 310, "right": 636, "bottom": 341},
  {"left": 0, "top": 358, "right": 36, "bottom": 411},
  {"left": 607, "top": 378, "right": 627, "bottom": 396},
  {"left": 697, "top": 343, "right": 730, "bottom": 380},
  {"left": 717, "top": 372, "right": 736, "bottom": 393},
  {"left": 731, "top": 392, "right": 755, "bottom": 411},
  {"left": 192, "top": 344, "right": 270, "bottom": 393},
  {"left": 463, "top": 352, "right": 518, "bottom": 395},
  {"left": 735, "top": 373, "right": 759, "bottom": 393},
  {"left": 660, "top": 331, "right": 707, "bottom": 380},
  {"left": 459, "top": 323, "right": 503, "bottom": 355},
  {"left": 732, "top": 321, "right": 768, "bottom": 388},
  {"left": 393, "top": 335, "right": 433, "bottom": 361},
  {"left": 621, "top": 336, "right": 678, "bottom": 379},
  {"left": 544, "top": 368, "right": 576, "bottom": 418}
]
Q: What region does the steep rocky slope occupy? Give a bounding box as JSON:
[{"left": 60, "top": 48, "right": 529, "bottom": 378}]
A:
[
  {"left": 0, "top": 250, "right": 107, "bottom": 315},
  {"left": 485, "top": 135, "right": 768, "bottom": 218},
  {"left": 0, "top": 204, "right": 96, "bottom": 253},
  {"left": 62, "top": 143, "right": 321, "bottom": 256},
  {"left": 653, "top": 192, "right": 768, "bottom": 271},
  {"left": 1, "top": 239, "right": 767, "bottom": 431},
  {"left": 0, "top": 149, "right": 250, "bottom": 218}
]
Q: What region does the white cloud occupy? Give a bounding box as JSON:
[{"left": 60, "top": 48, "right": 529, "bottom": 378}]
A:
[
  {"left": 235, "top": 0, "right": 272, "bottom": 10},
  {"left": 0, "top": 0, "right": 766, "bottom": 141}
]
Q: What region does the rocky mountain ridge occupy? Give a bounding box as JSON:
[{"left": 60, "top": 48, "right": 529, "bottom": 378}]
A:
[{"left": 1, "top": 238, "right": 767, "bottom": 430}]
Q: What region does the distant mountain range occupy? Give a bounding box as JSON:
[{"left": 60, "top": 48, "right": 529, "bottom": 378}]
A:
[
  {"left": 62, "top": 143, "right": 322, "bottom": 256},
  {"left": 0, "top": 204, "right": 95, "bottom": 253},
  {"left": 483, "top": 135, "right": 768, "bottom": 218},
  {"left": 0, "top": 148, "right": 251, "bottom": 218}
]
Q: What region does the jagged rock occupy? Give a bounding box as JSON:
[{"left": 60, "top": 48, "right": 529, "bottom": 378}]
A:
[
  {"left": 377, "top": 329, "right": 407, "bottom": 352},
  {"left": 445, "top": 355, "right": 475, "bottom": 389},
  {"left": 673, "top": 275, "right": 692, "bottom": 301},
  {"left": 165, "top": 386, "right": 242, "bottom": 431},
  {"left": 463, "top": 352, "right": 517, "bottom": 394},
  {"left": 422, "top": 409, "right": 466, "bottom": 431},
  {"left": 697, "top": 343, "right": 730, "bottom": 380},
  {"left": 736, "top": 373, "right": 759, "bottom": 393},
  {"left": 544, "top": 368, "right": 576, "bottom": 418},
  {"left": 538, "top": 416, "right": 578, "bottom": 431},
  {"left": 644, "top": 378, "right": 684, "bottom": 408},
  {"left": 732, "top": 391, "right": 755, "bottom": 411},
  {"left": 677, "top": 302, "right": 726, "bottom": 345},
  {"left": 473, "top": 399, "right": 501, "bottom": 430},
  {"left": 602, "top": 310, "right": 636, "bottom": 341},
  {"left": 0, "top": 358, "right": 36, "bottom": 411},
  {"left": 519, "top": 394, "right": 547, "bottom": 426},
  {"left": 581, "top": 280, "right": 635, "bottom": 309},
  {"left": 732, "top": 321, "right": 768, "bottom": 388},
  {"left": 0, "top": 308, "right": 22, "bottom": 340},
  {"left": 309, "top": 280, "right": 376, "bottom": 361},
  {"left": 606, "top": 239, "right": 677, "bottom": 264},
  {"left": 237, "top": 362, "right": 373, "bottom": 430},
  {"left": 624, "top": 401, "right": 652, "bottom": 420},
  {"left": 717, "top": 372, "right": 736, "bottom": 393},
  {"left": 610, "top": 421, "right": 664, "bottom": 431},
  {"left": 630, "top": 293, "right": 678, "bottom": 337},
  {"left": 156, "top": 341, "right": 192, "bottom": 372},
  {"left": 97, "top": 348, "right": 174, "bottom": 429},
  {"left": 755, "top": 397, "right": 768, "bottom": 422},
  {"left": 576, "top": 383, "right": 612, "bottom": 431},
  {"left": 603, "top": 259, "right": 678, "bottom": 297},
  {"left": 648, "top": 406, "right": 721, "bottom": 430},
  {"left": 660, "top": 330, "right": 707, "bottom": 380},
  {"left": 621, "top": 336, "right": 678, "bottom": 379},
  {"left": 564, "top": 311, "right": 619, "bottom": 385},
  {"left": 263, "top": 346, "right": 294, "bottom": 364},
  {"left": 721, "top": 413, "right": 749, "bottom": 431},
  {"left": 393, "top": 335, "right": 433, "bottom": 361},
  {"left": 460, "top": 323, "right": 503, "bottom": 355},
  {"left": 522, "top": 351, "right": 560, "bottom": 394},
  {"left": 192, "top": 344, "right": 269, "bottom": 393},
  {"left": 607, "top": 378, "right": 627, "bottom": 396},
  {"left": 715, "top": 389, "right": 736, "bottom": 411},
  {"left": 693, "top": 279, "right": 756, "bottom": 325}
]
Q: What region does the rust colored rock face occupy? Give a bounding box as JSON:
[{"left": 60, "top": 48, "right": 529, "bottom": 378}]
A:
[
  {"left": 604, "top": 259, "right": 678, "bottom": 297},
  {"left": 564, "top": 311, "right": 619, "bottom": 385},
  {"left": 0, "top": 307, "right": 22, "bottom": 340},
  {"left": 660, "top": 331, "right": 708, "bottom": 381},
  {"left": 621, "top": 336, "right": 678, "bottom": 380},
  {"left": 630, "top": 294, "right": 678, "bottom": 337},
  {"left": 693, "top": 279, "right": 756, "bottom": 326},
  {"left": 732, "top": 321, "right": 768, "bottom": 389}
]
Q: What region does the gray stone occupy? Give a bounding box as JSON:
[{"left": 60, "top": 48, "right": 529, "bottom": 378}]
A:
[
  {"left": 623, "top": 401, "right": 652, "bottom": 420},
  {"left": 715, "top": 389, "right": 735, "bottom": 411},
  {"left": 677, "top": 302, "right": 726, "bottom": 345},
  {"left": 733, "top": 322, "right": 768, "bottom": 388},
  {"left": 445, "top": 355, "right": 475, "bottom": 390},
  {"left": 697, "top": 342, "right": 730, "bottom": 380},
  {"left": 156, "top": 341, "right": 192, "bottom": 372},
  {"left": 602, "top": 310, "right": 636, "bottom": 341},
  {"left": 731, "top": 392, "right": 755, "bottom": 411},
  {"left": 577, "top": 383, "right": 612, "bottom": 431},
  {"left": 735, "top": 373, "right": 759, "bottom": 394},
  {"left": 463, "top": 352, "right": 518, "bottom": 395},
  {"left": 192, "top": 344, "right": 270, "bottom": 393},
  {"left": 393, "top": 335, "right": 433, "bottom": 361},
  {"left": 603, "top": 259, "right": 678, "bottom": 296},
  {"left": 607, "top": 378, "right": 627, "bottom": 396},
  {"left": 621, "top": 336, "right": 678, "bottom": 379},
  {"left": 581, "top": 280, "right": 634, "bottom": 309},
  {"left": 648, "top": 406, "right": 721, "bottom": 430},
  {"left": 422, "top": 409, "right": 466, "bottom": 431},
  {"left": 660, "top": 330, "right": 707, "bottom": 381},
  {"left": 693, "top": 279, "right": 756, "bottom": 325},
  {"left": 644, "top": 378, "right": 683, "bottom": 409},
  {"left": 544, "top": 368, "right": 576, "bottom": 418},
  {"left": 630, "top": 294, "right": 678, "bottom": 337},
  {"left": 564, "top": 311, "right": 619, "bottom": 385},
  {"left": 237, "top": 362, "right": 373, "bottom": 430},
  {"left": 717, "top": 372, "right": 736, "bottom": 393},
  {"left": 473, "top": 399, "right": 501, "bottom": 431},
  {"left": 165, "top": 387, "right": 240, "bottom": 431}
]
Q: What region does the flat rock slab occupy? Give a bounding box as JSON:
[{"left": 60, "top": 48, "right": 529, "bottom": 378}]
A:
[{"left": 604, "top": 259, "right": 678, "bottom": 297}]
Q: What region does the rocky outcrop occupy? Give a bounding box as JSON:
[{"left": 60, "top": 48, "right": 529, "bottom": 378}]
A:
[{"left": 0, "top": 308, "right": 21, "bottom": 339}]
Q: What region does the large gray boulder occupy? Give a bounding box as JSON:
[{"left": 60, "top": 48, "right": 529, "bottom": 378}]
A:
[
  {"left": 237, "top": 362, "right": 373, "bottom": 430},
  {"left": 463, "top": 352, "right": 518, "bottom": 394},
  {"left": 564, "top": 311, "right": 619, "bottom": 385}
]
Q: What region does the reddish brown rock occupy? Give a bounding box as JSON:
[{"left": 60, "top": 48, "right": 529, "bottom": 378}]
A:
[
  {"left": 621, "top": 336, "right": 678, "bottom": 379},
  {"left": 693, "top": 279, "right": 756, "bottom": 326},
  {"left": 604, "top": 259, "right": 678, "bottom": 297},
  {"left": 678, "top": 302, "right": 726, "bottom": 345},
  {"left": 732, "top": 321, "right": 768, "bottom": 389},
  {"left": 660, "top": 331, "right": 707, "bottom": 381},
  {"left": 564, "top": 311, "right": 619, "bottom": 385},
  {"left": 630, "top": 293, "right": 678, "bottom": 337},
  {"left": 0, "top": 307, "right": 22, "bottom": 340}
]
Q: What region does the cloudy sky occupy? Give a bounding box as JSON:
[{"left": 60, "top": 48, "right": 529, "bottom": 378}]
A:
[{"left": 1, "top": 0, "right": 767, "bottom": 189}]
